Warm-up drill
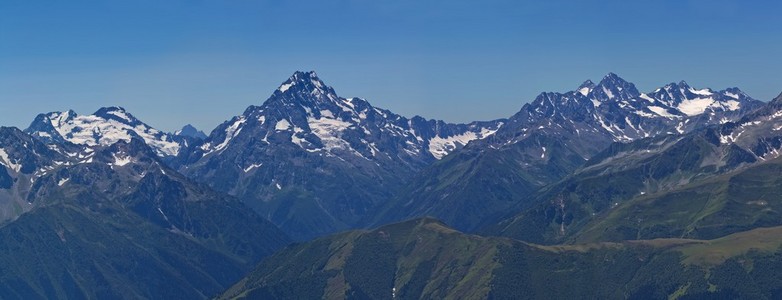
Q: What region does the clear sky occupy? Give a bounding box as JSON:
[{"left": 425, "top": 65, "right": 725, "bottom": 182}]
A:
[{"left": 1, "top": 0, "right": 781, "bottom": 133}]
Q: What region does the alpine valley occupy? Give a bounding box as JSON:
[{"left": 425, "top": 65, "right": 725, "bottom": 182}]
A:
[{"left": 3, "top": 71, "right": 782, "bottom": 299}]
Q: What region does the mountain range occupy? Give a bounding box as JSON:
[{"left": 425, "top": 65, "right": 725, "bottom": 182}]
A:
[
  {"left": 373, "top": 73, "right": 764, "bottom": 233},
  {"left": 3, "top": 70, "right": 782, "bottom": 299},
  {"left": 491, "top": 92, "right": 782, "bottom": 244},
  {"left": 175, "top": 71, "right": 504, "bottom": 240},
  {"left": 20, "top": 71, "right": 763, "bottom": 241}
]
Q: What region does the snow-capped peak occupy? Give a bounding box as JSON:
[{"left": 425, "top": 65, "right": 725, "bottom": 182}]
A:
[
  {"left": 590, "top": 73, "right": 641, "bottom": 102},
  {"left": 647, "top": 82, "right": 753, "bottom": 117},
  {"left": 197, "top": 71, "right": 505, "bottom": 161},
  {"left": 507, "top": 73, "right": 763, "bottom": 144},
  {"left": 276, "top": 71, "right": 328, "bottom": 94},
  {"left": 25, "top": 107, "right": 183, "bottom": 157},
  {"left": 94, "top": 106, "right": 136, "bottom": 124}
]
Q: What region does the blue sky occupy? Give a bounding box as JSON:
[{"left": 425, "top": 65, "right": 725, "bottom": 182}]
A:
[{"left": 1, "top": 0, "right": 781, "bottom": 132}]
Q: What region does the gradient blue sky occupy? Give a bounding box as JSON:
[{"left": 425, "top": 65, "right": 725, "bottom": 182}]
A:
[{"left": 1, "top": 0, "right": 781, "bottom": 132}]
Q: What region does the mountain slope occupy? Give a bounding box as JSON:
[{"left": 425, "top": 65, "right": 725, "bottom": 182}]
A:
[
  {"left": 491, "top": 92, "right": 782, "bottom": 244},
  {"left": 220, "top": 218, "right": 782, "bottom": 299},
  {"left": 0, "top": 204, "right": 250, "bottom": 300},
  {"left": 374, "top": 74, "right": 763, "bottom": 232},
  {"left": 181, "top": 71, "right": 503, "bottom": 240},
  {"left": 0, "top": 126, "right": 82, "bottom": 223},
  {"left": 0, "top": 133, "right": 290, "bottom": 299},
  {"left": 571, "top": 155, "right": 782, "bottom": 243}
]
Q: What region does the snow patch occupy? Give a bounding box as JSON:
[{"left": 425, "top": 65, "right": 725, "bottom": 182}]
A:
[
  {"left": 724, "top": 100, "right": 740, "bottom": 111},
  {"left": 428, "top": 127, "right": 499, "bottom": 159},
  {"left": 320, "top": 110, "right": 335, "bottom": 119},
  {"left": 647, "top": 106, "right": 677, "bottom": 118},
  {"left": 689, "top": 88, "right": 713, "bottom": 96},
  {"left": 112, "top": 153, "right": 132, "bottom": 166},
  {"left": 275, "top": 119, "right": 292, "bottom": 131},
  {"left": 212, "top": 117, "right": 246, "bottom": 153},
  {"left": 307, "top": 116, "right": 352, "bottom": 151},
  {"left": 106, "top": 110, "right": 132, "bottom": 122},
  {"left": 0, "top": 148, "right": 21, "bottom": 172},
  {"left": 638, "top": 93, "right": 655, "bottom": 103},
  {"left": 602, "top": 86, "right": 614, "bottom": 99},
  {"left": 243, "top": 163, "right": 262, "bottom": 173},
  {"left": 42, "top": 110, "right": 181, "bottom": 156},
  {"left": 677, "top": 98, "right": 716, "bottom": 116},
  {"left": 279, "top": 82, "right": 294, "bottom": 93}
]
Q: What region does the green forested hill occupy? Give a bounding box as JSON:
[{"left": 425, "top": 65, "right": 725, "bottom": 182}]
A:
[{"left": 220, "top": 218, "right": 782, "bottom": 299}]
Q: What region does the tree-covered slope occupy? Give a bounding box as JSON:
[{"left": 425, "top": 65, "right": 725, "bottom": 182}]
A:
[{"left": 219, "top": 218, "right": 782, "bottom": 300}]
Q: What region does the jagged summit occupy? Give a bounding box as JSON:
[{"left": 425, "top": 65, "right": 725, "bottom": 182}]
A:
[
  {"left": 602, "top": 72, "right": 624, "bottom": 81},
  {"left": 498, "top": 73, "right": 764, "bottom": 145},
  {"left": 185, "top": 71, "right": 504, "bottom": 239},
  {"left": 590, "top": 72, "right": 641, "bottom": 101},
  {"left": 274, "top": 71, "right": 331, "bottom": 94},
  {"left": 290, "top": 70, "right": 318, "bottom": 80},
  {"left": 199, "top": 71, "right": 503, "bottom": 162}
]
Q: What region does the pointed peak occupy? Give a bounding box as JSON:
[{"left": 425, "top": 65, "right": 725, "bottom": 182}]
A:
[
  {"left": 678, "top": 80, "right": 690, "bottom": 88},
  {"left": 591, "top": 73, "right": 640, "bottom": 101},
  {"left": 181, "top": 124, "right": 198, "bottom": 131},
  {"left": 596, "top": 73, "right": 633, "bottom": 92},
  {"left": 287, "top": 70, "right": 323, "bottom": 86},
  {"left": 175, "top": 124, "right": 207, "bottom": 139},
  {"left": 599, "top": 72, "right": 629, "bottom": 85},
  {"left": 276, "top": 70, "right": 327, "bottom": 94},
  {"left": 291, "top": 70, "right": 318, "bottom": 80},
  {"left": 577, "top": 80, "right": 595, "bottom": 96}
]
